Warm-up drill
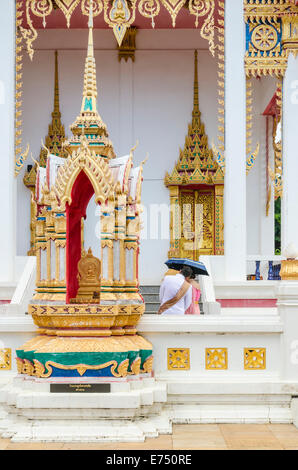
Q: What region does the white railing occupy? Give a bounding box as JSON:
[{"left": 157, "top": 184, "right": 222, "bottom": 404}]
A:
[{"left": 199, "top": 255, "right": 221, "bottom": 315}]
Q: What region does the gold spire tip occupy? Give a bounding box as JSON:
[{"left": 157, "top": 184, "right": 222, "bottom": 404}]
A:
[{"left": 88, "top": 0, "right": 94, "bottom": 29}]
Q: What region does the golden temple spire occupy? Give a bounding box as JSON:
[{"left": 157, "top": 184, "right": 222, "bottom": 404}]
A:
[
  {"left": 24, "top": 51, "right": 66, "bottom": 180},
  {"left": 68, "top": 0, "right": 115, "bottom": 159},
  {"left": 24, "top": 50, "right": 67, "bottom": 256},
  {"left": 165, "top": 49, "right": 224, "bottom": 187},
  {"left": 88, "top": 2, "right": 94, "bottom": 55},
  {"left": 192, "top": 50, "right": 201, "bottom": 119},
  {"left": 53, "top": 50, "right": 61, "bottom": 119},
  {"left": 80, "top": 0, "right": 98, "bottom": 116}
]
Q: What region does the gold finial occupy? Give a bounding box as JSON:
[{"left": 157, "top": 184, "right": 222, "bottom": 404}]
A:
[
  {"left": 68, "top": 0, "right": 115, "bottom": 159},
  {"left": 193, "top": 49, "right": 200, "bottom": 118},
  {"left": 88, "top": 0, "right": 94, "bottom": 29},
  {"left": 80, "top": 0, "right": 98, "bottom": 115},
  {"left": 88, "top": 0, "right": 94, "bottom": 57},
  {"left": 53, "top": 50, "right": 61, "bottom": 118}
]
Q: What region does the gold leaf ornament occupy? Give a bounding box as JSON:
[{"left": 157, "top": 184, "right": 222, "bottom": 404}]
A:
[
  {"left": 31, "top": 0, "right": 53, "bottom": 27},
  {"left": 15, "top": 143, "right": 30, "bottom": 177},
  {"left": 161, "top": 0, "right": 185, "bottom": 28},
  {"left": 189, "top": 0, "right": 215, "bottom": 55},
  {"left": 142, "top": 355, "right": 153, "bottom": 373},
  {"left": 246, "top": 143, "right": 260, "bottom": 174},
  {"left": 81, "top": 0, "right": 103, "bottom": 17},
  {"left": 129, "top": 357, "right": 141, "bottom": 375},
  {"left": 117, "top": 358, "right": 129, "bottom": 377},
  {"left": 138, "top": 0, "right": 160, "bottom": 28},
  {"left": 55, "top": 0, "right": 81, "bottom": 27},
  {"left": 21, "top": 0, "right": 45, "bottom": 60}
]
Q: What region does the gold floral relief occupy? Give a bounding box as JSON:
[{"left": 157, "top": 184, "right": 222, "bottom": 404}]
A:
[
  {"left": 30, "top": 358, "right": 130, "bottom": 378},
  {"left": 179, "top": 189, "right": 215, "bottom": 259},
  {"left": 205, "top": 348, "right": 227, "bottom": 370},
  {"left": 168, "top": 348, "right": 190, "bottom": 370},
  {"left": 244, "top": 348, "right": 266, "bottom": 370},
  {"left": 141, "top": 355, "right": 153, "bottom": 373},
  {"left": 0, "top": 348, "right": 11, "bottom": 370}
]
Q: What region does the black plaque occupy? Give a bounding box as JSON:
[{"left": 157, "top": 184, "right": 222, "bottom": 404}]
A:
[{"left": 50, "top": 383, "right": 111, "bottom": 393}]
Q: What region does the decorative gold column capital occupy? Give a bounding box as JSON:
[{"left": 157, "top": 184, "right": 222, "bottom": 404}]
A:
[
  {"left": 118, "top": 27, "right": 137, "bottom": 62},
  {"left": 169, "top": 185, "right": 179, "bottom": 198},
  {"left": 282, "top": 15, "right": 298, "bottom": 56}
]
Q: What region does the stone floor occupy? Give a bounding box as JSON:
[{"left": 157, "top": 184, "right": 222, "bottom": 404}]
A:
[{"left": 1, "top": 424, "right": 298, "bottom": 450}]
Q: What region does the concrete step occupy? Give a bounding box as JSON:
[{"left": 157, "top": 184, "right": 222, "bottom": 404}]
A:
[
  {"left": 145, "top": 302, "right": 160, "bottom": 312},
  {"left": 142, "top": 294, "right": 160, "bottom": 302},
  {"left": 140, "top": 286, "right": 160, "bottom": 295},
  {"left": 141, "top": 285, "right": 204, "bottom": 314}
]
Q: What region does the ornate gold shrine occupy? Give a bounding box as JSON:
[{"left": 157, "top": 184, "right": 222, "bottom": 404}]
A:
[
  {"left": 165, "top": 50, "right": 224, "bottom": 260},
  {"left": 16, "top": 9, "right": 152, "bottom": 381}
]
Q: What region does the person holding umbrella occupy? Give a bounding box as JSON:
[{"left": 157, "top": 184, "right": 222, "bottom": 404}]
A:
[
  {"left": 158, "top": 258, "right": 208, "bottom": 315},
  {"left": 158, "top": 265, "right": 193, "bottom": 315}
]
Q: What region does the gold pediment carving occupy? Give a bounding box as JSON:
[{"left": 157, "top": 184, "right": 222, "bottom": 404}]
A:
[{"left": 54, "top": 146, "right": 116, "bottom": 206}]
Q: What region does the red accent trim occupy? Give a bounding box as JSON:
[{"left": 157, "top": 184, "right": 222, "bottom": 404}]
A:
[
  {"left": 263, "top": 92, "right": 279, "bottom": 117},
  {"left": 217, "top": 299, "right": 277, "bottom": 308},
  {"left": 66, "top": 171, "right": 95, "bottom": 303},
  {"left": 0, "top": 300, "right": 11, "bottom": 304}
]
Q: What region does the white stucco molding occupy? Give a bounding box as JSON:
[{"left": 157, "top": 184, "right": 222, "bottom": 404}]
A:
[{"left": 138, "top": 314, "right": 283, "bottom": 334}]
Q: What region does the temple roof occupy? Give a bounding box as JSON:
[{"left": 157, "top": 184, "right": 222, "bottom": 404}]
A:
[{"left": 165, "top": 50, "right": 224, "bottom": 187}]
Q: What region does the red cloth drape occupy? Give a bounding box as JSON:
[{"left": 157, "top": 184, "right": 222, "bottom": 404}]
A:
[{"left": 66, "top": 171, "right": 95, "bottom": 302}]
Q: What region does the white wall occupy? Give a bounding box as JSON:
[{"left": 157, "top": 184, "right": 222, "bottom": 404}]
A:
[
  {"left": 84, "top": 195, "right": 101, "bottom": 261},
  {"left": 18, "top": 29, "right": 218, "bottom": 285},
  {"left": 246, "top": 76, "right": 276, "bottom": 256},
  {"left": 0, "top": 1, "right": 16, "bottom": 282}
]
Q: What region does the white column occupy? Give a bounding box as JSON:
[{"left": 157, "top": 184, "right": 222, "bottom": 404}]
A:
[
  {"left": 281, "top": 53, "right": 298, "bottom": 253},
  {"left": 276, "top": 282, "right": 298, "bottom": 382},
  {"left": 0, "top": 2, "right": 16, "bottom": 282},
  {"left": 119, "top": 59, "right": 134, "bottom": 155},
  {"left": 224, "top": 0, "right": 247, "bottom": 281}
]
